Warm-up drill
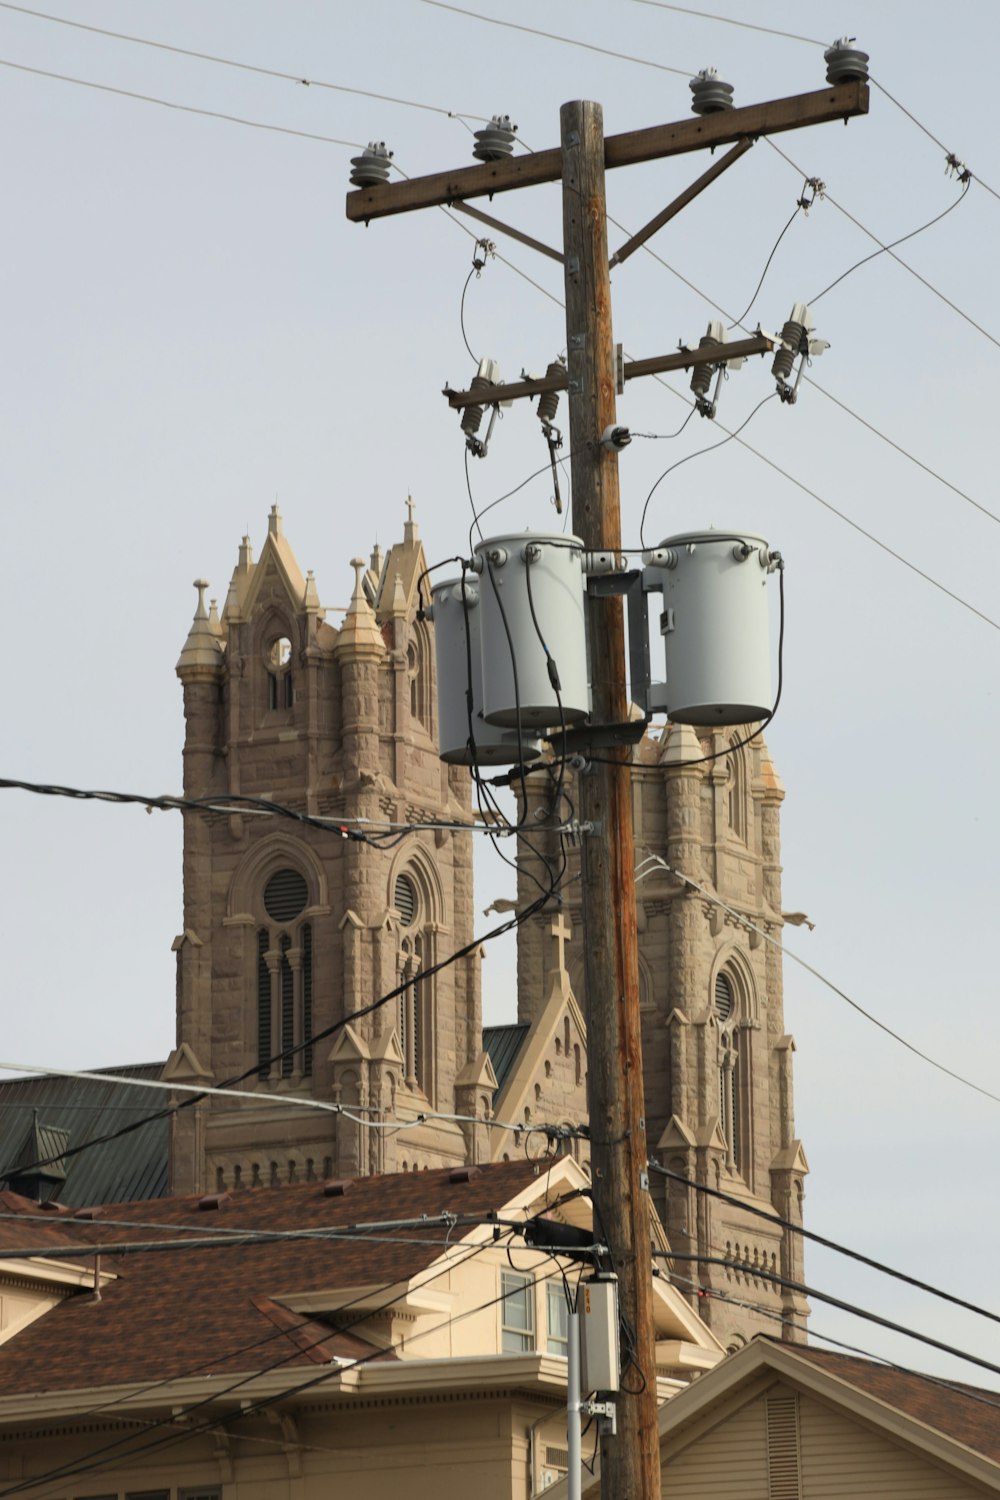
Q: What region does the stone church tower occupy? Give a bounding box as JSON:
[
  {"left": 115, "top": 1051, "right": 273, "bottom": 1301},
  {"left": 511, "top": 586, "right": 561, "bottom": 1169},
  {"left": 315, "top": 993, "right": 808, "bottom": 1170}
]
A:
[
  {"left": 514, "top": 728, "right": 809, "bottom": 1350},
  {"left": 168, "top": 505, "right": 496, "bottom": 1194},
  {"left": 170, "top": 503, "right": 807, "bottom": 1349}
]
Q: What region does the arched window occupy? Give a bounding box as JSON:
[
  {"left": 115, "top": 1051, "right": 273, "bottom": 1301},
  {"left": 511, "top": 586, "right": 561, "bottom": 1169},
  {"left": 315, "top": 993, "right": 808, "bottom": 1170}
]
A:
[
  {"left": 726, "top": 740, "right": 747, "bottom": 842},
  {"left": 714, "top": 969, "right": 751, "bottom": 1182},
  {"left": 256, "top": 867, "right": 313, "bottom": 1081},
  {"left": 393, "top": 869, "right": 434, "bottom": 1099},
  {"left": 265, "top": 633, "right": 294, "bottom": 712},
  {"left": 407, "top": 623, "right": 431, "bottom": 731}
]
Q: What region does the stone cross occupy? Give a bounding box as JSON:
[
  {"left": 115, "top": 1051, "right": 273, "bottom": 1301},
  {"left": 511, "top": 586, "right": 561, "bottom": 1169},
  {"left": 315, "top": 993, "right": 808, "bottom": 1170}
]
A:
[{"left": 549, "top": 911, "right": 571, "bottom": 975}]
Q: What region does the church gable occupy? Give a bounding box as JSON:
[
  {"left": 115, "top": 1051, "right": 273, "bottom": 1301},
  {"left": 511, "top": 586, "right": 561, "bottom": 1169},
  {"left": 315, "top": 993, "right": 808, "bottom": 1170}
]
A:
[{"left": 491, "top": 915, "right": 589, "bottom": 1161}]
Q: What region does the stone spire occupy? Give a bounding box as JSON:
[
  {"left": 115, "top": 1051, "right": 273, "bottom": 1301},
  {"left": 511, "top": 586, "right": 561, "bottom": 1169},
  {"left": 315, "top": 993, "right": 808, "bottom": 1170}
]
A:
[
  {"left": 404, "top": 495, "right": 418, "bottom": 544},
  {"left": 335, "top": 558, "right": 386, "bottom": 659},
  {"left": 176, "top": 580, "right": 224, "bottom": 679}
]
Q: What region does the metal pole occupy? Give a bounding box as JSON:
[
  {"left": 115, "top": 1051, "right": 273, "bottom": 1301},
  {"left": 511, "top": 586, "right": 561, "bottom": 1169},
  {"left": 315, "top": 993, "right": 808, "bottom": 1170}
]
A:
[{"left": 568, "top": 1309, "right": 582, "bottom": 1500}]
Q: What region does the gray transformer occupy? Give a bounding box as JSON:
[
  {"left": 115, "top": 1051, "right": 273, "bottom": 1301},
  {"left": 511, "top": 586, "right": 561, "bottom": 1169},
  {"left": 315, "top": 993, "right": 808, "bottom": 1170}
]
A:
[
  {"left": 428, "top": 575, "right": 543, "bottom": 765},
  {"left": 474, "top": 532, "right": 591, "bottom": 728},
  {"left": 644, "top": 529, "right": 779, "bottom": 725}
]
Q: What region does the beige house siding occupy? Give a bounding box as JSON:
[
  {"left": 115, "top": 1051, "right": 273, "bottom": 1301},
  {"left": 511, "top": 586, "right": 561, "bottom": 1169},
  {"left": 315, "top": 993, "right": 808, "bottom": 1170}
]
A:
[
  {"left": 663, "top": 1399, "right": 769, "bottom": 1499},
  {"left": 797, "top": 1391, "right": 988, "bottom": 1499}
]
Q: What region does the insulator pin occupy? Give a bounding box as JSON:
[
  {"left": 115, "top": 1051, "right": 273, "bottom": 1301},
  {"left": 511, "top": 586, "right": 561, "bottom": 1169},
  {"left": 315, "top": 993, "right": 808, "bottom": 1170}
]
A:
[
  {"left": 461, "top": 374, "right": 491, "bottom": 440},
  {"left": 349, "top": 141, "right": 393, "bottom": 187},
  {"left": 824, "top": 37, "right": 869, "bottom": 85},
  {"left": 472, "top": 114, "right": 518, "bottom": 162},
  {"left": 537, "top": 362, "right": 565, "bottom": 425},
  {"left": 689, "top": 69, "right": 735, "bottom": 115}
]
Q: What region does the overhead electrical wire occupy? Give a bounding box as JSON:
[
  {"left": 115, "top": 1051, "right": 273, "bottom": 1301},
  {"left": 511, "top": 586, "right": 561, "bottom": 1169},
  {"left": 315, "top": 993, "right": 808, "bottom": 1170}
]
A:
[
  {"left": 0, "top": 0, "right": 492, "bottom": 124},
  {"left": 0, "top": 1230, "right": 516, "bottom": 1494},
  {"left": 6, "top": 868, "right": 570, "bottom": 1182},
  {"left": 621, "top": 0, "right": 824, "bottom": 47},
  {"left": 0, "top": 56, "right": 366, "bottom": 149},
  {"left": 638, "top": 391, "right": 776, "bottom": 545},
  {"left": 0, "top": 1237, "right": 567, "bottom": 1498},
  {"left": 6, "top": 0, "right": 994, "bottom": 544},
  {"left": 605, "top": 201, "right": 1000, "bottom": 532},
  {"left": 417, "top": 0, "right": 692, "bottom": 77},
  {"left": 646, "top": 1160, "right": 1000, "bottom": 1328},
  {"left": 662, "top": 1266, "right": 1000, "bottom": 1416},
  {"left": 642, "top": 861, "right": 1000, "bottom": 1106},
  {"left": 0, "top": 1058, "right": 587, "bottom": 1155},
  {"left": 765, "top": 137, "right": 1000, "bottom": 353},
  {"left": 618, "top": 0, "right": 1000, "bottom": 206},
  {"left": 658, "top": 1250, "right": 1000, "bottom": 1385},
  {"left": 808, "top": 177, "right": 971, "bottom": 306}
]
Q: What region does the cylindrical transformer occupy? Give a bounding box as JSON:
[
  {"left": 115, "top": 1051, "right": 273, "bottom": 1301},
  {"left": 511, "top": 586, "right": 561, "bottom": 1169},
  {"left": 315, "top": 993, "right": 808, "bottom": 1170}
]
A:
[
  {"left": 429, "top": 576, "right": 544, "bottom": 765},
  {"left": 644, "top": 530, "right": 777, "bottom": 725},
  {"left": 475, "top": 532, "right": 590, "bottom": 728}
]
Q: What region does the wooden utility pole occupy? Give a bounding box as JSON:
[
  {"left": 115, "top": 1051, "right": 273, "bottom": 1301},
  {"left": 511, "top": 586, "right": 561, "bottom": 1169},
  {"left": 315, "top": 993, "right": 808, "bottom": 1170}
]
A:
[
  {"left": 559, "top": 98, "right": 659, "bottom": 1499},
  {"left": 346, "top": 77, "right": 868, "bottom": 1500}
]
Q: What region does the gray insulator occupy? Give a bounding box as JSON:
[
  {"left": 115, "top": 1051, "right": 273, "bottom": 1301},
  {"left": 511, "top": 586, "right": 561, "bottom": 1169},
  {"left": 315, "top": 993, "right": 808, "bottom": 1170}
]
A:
[
  {"left": 536, "top": 362, "right": 564, "bottom": 425},
  {"left": 690, "top": 334, "right": 721, "bottom": 398},
  {"left": 771, "top": 319, "right": 803, "bottom": 382},
  {"left": 349, "top": 141, "right": 393, "bottom": 188},
  {"left": 461, "top": 374, "right": 491, "bottom": 439},
  {"left": 824, "top": 37, "right": 869, "bottom": 84},
  {"left": 689, "top": 69, "right": 735, "bottom": 115},
  {"left": 472, "top": 114, "right": 518, "bottom": 163}
]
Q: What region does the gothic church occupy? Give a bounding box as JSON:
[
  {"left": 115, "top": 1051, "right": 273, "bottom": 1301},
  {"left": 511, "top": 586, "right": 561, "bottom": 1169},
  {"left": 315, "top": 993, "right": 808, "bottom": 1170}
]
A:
[{"left": 169, "top": 504, "right": 808, "bottom": 1350}]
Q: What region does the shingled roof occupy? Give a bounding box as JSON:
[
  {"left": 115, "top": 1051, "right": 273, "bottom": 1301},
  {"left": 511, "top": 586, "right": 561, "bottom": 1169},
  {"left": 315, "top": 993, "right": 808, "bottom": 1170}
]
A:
[
  {"left": 0, "top": 1159, "right": 548, "bottom": 1396},
  {"left": 787, "top": 1343, "right": 1000, "bottom": 1466}
]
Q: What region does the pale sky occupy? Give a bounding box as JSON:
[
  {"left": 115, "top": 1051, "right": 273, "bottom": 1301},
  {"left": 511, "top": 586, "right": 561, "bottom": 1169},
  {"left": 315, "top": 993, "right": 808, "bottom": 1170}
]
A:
[{"left": 2, "top": 0, "right": 999, "bottom": 1389}]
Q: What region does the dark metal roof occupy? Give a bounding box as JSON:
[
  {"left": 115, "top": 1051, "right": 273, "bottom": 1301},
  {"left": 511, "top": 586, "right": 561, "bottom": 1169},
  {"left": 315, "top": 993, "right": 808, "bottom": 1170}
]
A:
[
  {"left": 483, "top": 1023, "right": 530, "bottom": 1093},
  {"left": 0, "top": 1063, "right": 168, "bottom": 1206}
]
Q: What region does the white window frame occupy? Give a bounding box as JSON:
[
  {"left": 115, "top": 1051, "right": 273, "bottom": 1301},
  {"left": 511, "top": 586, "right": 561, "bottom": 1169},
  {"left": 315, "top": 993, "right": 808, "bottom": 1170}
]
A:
[{"left": 501, "top": 1269, "right": 535, "bottom": 1352}]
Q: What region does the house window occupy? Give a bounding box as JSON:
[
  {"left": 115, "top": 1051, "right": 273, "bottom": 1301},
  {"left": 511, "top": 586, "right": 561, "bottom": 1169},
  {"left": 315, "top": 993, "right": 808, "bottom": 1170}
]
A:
[
  {"left": 546, "top": 1281, "right": 569, "bottom": 1355},
  {"left": 257, "top": 868, "right": 313, "bottom": 1080},
  {"left": 180, "top": 1490, "right": 224, "bottom": 1500},
  {"left": 501, "top": 1270, "right": 534, "bottom": 1352}
]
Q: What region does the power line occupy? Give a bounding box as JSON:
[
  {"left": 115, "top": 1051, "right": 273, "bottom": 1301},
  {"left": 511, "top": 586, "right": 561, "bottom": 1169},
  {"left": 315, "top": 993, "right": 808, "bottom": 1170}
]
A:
[
  {"left": 0, "top": 1058, "right": 587, "bottom": 1154},
  {"left": 7, "top": 10, "right": 993, "bottom": 547},
  {"left": 662, "top": 1266, "right": 1000, "bottom": 1416},
  {"left": 809, "top": 178, "right": 971, "bottom": 307},
  {"left": 658, "top": 1250, "right": 1000, "bottom": 1384},
  {"left": 647, "top": 1161, "right": 1000, "bottom": 1329},
  {"left": 417, "top": 0, "right": 693, "bottom": 77},
  {"left": 438, "top": 190, "right": 1000, "bottom": 635},
  {"left": 868, "top": 76, "right": 1000, "bottom": 207},
  {"left": 622, "top": 0, "right": 824, "bottom": 47},
  {"left": 0, "top": 1235, "right": 565, "bottom": 1497},
  {"left": 5, "top": 798, "right": 572, "bottom": 1181},
  {"left": 0, "top": 0, "right": 492, "bottom": 124},
  {"left": 765, "top": 137, "right": 1000, "bottom": 353},
  {"left": 618, "top": 0, "right": 1000, "bottom": 206},
  {"left": 641, "top": 859, "right": 1000, "bottom": 1105},
  {"left": 605, "top": 201, "right": 1000, "bottom": 533},
  {"left": 0, "top": 55, "right": 365, "bottom": 149}
]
